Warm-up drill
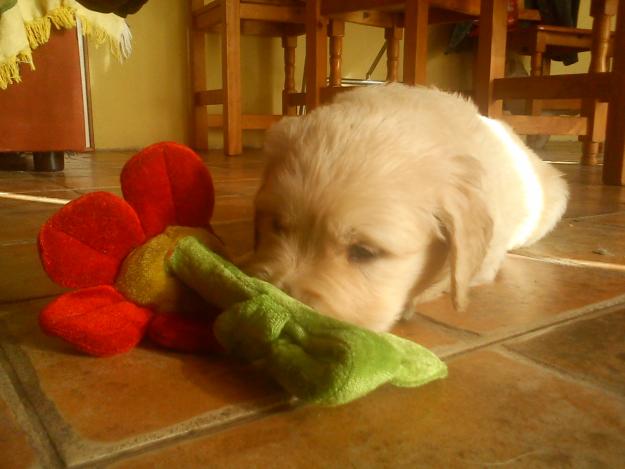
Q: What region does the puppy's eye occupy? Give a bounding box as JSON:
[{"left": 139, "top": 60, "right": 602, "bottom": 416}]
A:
[
  {"left": 272, "top": 218, "right": 287, "bottom": 235},
  {"left": 348, "top": 244, "right": 378, "bottom": 263}
]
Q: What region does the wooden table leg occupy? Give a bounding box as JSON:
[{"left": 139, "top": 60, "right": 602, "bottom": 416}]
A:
[
  {"left": 602, "top": 0, "right": 625, "bottom": 185},
  {"left": 222, "top": 0, "right": 242, "bottom": 156},
  {"left": 306, "top": 0, "right": 327, "bottom": 111},
  {"left": 328, "top": 20, "right": 345, "bottom": 87},
  {"left": 473, "top": 0, "right": 508, "bottom": 118},
  {"left": 385, "top": 20, "right": 402, "bottom": 82},
  {"left": 282, "top": 35, "right": 298, "bottom": 116},
  {"left": 583, "top": 0, "right": 613, "bottom": 166},
  {"left": 190, "top": 0, "right": 209, "bottom": 151},
  {"left": 403, "top": 0, "right": 429, "bottom": 86}
]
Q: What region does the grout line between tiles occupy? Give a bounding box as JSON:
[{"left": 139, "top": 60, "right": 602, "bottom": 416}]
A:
[
  {"left": 0, "top": 339, "right": 64, "bottom": 468},
  {"left": 0, "top": 308, "right": 293, "bottom": 468},
  {"left": 494, "top": 346, "right": 625, "bottom": 402},
  {"left": 0, "top": 295, "right": 59, "bottom": 311},
  {"left": 433, "top": 293, "right": 625, "bottom": 360},
  {"left": 71, "top": 399, "right": 295, "bottom": 469},
  {"left": 84, "top": 297, "right": 625, "bottom": 467},
  {"left": 411, "top": 311, "right": 481, "bottom": 341},
  {"left": 0, "top": 192, "right": 70, "bottom": 205},
  {"left": 506, "top": 252, "right": 625, "bottom": 272},
  {"left": 564, "top": 210, "right": 625, "bottom": 222}
]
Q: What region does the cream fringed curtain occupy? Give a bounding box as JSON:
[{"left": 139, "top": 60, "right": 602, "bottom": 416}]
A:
[{"left": 0, "top": 0, "right": 132, "bottom": 89}]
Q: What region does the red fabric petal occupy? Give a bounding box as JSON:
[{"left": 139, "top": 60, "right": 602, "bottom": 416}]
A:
[
  {"left": 39, "top": 192, "right": 145, "bottom": 288},
  {"left": 148, "top": 312, "right": 222, "bottom": 354},
  {"left": 121, "top": 142, "right": 215, "bottom": 238},
  {"left": 40, "top": 286, "right": 153, "bottom": 357}
]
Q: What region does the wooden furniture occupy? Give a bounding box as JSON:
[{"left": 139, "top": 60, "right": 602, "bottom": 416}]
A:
[
  {"left": 304, "top": 0, "right": 542, "bottom": 109},
  {"left": 475, "top": 0, "right": 624, "bottom": 185},
  {"left": 507, "top": 23, "right": 614, "bottom": 164},
  {"left": 305, "top": 0, "right": 484, "bottom": 110},
  {"left": 190, "top": 0, "right": 306, "bottom": 155},
  {"left": 0, "top": 27, "right": 93, "bottom": 171}
]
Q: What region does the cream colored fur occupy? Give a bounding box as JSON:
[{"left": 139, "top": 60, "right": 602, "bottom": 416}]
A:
[{"left": 245, "top": 84, "right": 568, "bottom": 331}]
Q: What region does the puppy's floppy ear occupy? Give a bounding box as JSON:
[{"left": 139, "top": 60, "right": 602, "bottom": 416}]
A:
[{"left": 437, "top": 155, "right": 493, "bottom": 311}]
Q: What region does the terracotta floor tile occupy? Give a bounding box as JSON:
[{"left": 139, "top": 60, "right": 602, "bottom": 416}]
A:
[
  {"left": 508, "top": 308, "right": 625, "bottom": 394},
  {"left": 201, "top": 150, "right": 265, "bottom": 170},
  {"left": 0, "top": 300, "right": 283, "bottom": 466},
  {"left": 0, "top": 194, "right": 77, "bottom": 245},
  {"left": 535, "top": 141, "right": 583, "bottom": 163},
  {"left": 576, "top": 211, "right": 625, "bottom": 227},
  {"left": 212, "top": 195, "right": 255, "bottom": 223},
  {"left": 514, "top": 219, "right": 625, "bottom": 266},
  {"left": 0, "top": 244, "right": 66, "bottom": 302},
  {"left": 552, "top": 162, "right": 603, "bottom": 186},
  {"left": 51, "top": 173, "right": 125, "bottom": 191},
  {"left": 75, "top": 187, "right": 123, "bottom": 197},
  {"left": 564, "top": 183, "right": 625, "bottom": 218},
  {"left": 209, "top": 165, "right": 266, "bottom": 182},
  {"left": 111, "top": 349, "right": 625, "bottom": 469},
  {"left": 0, "top": 175, "right": 69, "bottom": 193},
  {"left": 212, "top": 220, "right": 254, "bottom": 259},
  {"left": 390, "top": 313, "right": 474, "bottom": 351},
  {"left": 415, "top": 256, "right": 625, "bottom": 335},
  {"left": 0, "top": 386, "right": 39, "bottom": 468},
  {"left": 213, "top": 179, "right": 261, "bottom": 197},
  {"left": 3, "top": 142, "right": 625, "bottom": 467}
]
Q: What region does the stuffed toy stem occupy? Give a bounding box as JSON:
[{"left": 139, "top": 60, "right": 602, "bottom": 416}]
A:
[{"left": 169, "top": 236, "right": 447, "bottom": 406}]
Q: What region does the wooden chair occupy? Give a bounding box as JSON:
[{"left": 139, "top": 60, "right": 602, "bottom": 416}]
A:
[
  {"left": 190, "top": 0, "right": 306, "bottom": 155},
  {"left": 507, "top": 22, "right": 614, "bottom": 164},
  {"left": 305, "top": 0, "right": 483, "bottom": 110},
  {"left": 475, "top": 0, "right": 625, "bottom": 185}
]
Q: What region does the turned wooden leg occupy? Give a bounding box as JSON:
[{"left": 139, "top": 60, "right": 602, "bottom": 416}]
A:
[
  {"left": 222, "top": 0, "right": 242, "bottom": 156},
  {"left": 583, "top": 2, "right": 612, "bottom": 166},
  {"left": 526, "top": 50, "right": 545, "bottom": 148},
  {"left": 33, "top": 151, "right": 64, "bottom": 172},
  {"left": 403, "top": 0, "right": 429, "bottom": 85},
  {"left": 190, "top": 0, "right": 208, "bottom": 150},
  {"left": 385, "top": 22, "right": 402, "bottom": 82},
  {"left": 305, "top": 0, "right": 327, "bottom": 111},
  {"left": 602, "top": 0, "right": 625, "bottom": 185},
  {"left": 328, "top": 20, "right": 344, "bottom": 88},
  {"left": 282, "top": 35, "right": 297, "bottom": 116}
]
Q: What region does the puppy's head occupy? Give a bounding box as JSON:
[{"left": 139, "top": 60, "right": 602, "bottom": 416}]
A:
[{"left": 245, "top": 113, "right": 492, "bottom": 331}]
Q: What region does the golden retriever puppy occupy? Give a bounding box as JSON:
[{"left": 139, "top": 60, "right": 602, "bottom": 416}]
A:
[{"left": 245, "top": 84, "right": 568, "bottom": 331}]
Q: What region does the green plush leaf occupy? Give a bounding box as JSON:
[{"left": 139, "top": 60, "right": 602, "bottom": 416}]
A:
[{"left": 169, "top": 236, "right": 447, "bottom": 406}]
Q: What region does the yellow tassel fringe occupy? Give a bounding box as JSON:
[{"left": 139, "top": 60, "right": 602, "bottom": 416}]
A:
[
  {"left": 24, "top": 6, "right": 77, "bottom": 50},
  {"left": 2, "top": 5, "right": 127, "bottom": 89},
  {"left": 76, "top": 13, "right": 125, "bottom": 62},
  {"left": 0, "top": 48, "right": 33, "bottom": 90}
]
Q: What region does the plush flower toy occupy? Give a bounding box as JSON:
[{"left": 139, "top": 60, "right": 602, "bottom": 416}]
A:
[
  {"left": 38, "top": 142, "right": 447, "bottom": 405},
  {"left": 38, "top": 141, "right": 222, "bottom": 356}
]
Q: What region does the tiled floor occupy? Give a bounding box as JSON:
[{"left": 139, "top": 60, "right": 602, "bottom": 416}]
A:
[{"left": 1, "top": 142, "right": 625, "bottom": 468}]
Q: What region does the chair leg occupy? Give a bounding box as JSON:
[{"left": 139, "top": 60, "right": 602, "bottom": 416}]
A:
[
  {"left": 385, "top": 22, "right": 402, "bottom": 82},
  {"left": 525, "top": 50, "right": 544, "bottom": 149},
  {"left": 602, "top": 0, "right": 625, "bottom": 185},
  {"left": 222, "top": 0, "right": 242, "bottom": 156},
  {"left": 282, "top": 35, "right": 297, "bottom": 116},
  {"left": 328, "top": 20, "right": 344, "bottom": 87},
  {"left": 190, "top": 0, "right": 208, "bottom": 150},
  {"left": 474, "top": 0, "right": 507, "bottom": 118},
  {"left": 403, "top": 0, "right": 428, "bottom": 85},
  {"left": 582, "top": 4, "right": 612, "bottom": 166},
  {"left": 306, "top": 0, "right": 327, "bottom": 111}
]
